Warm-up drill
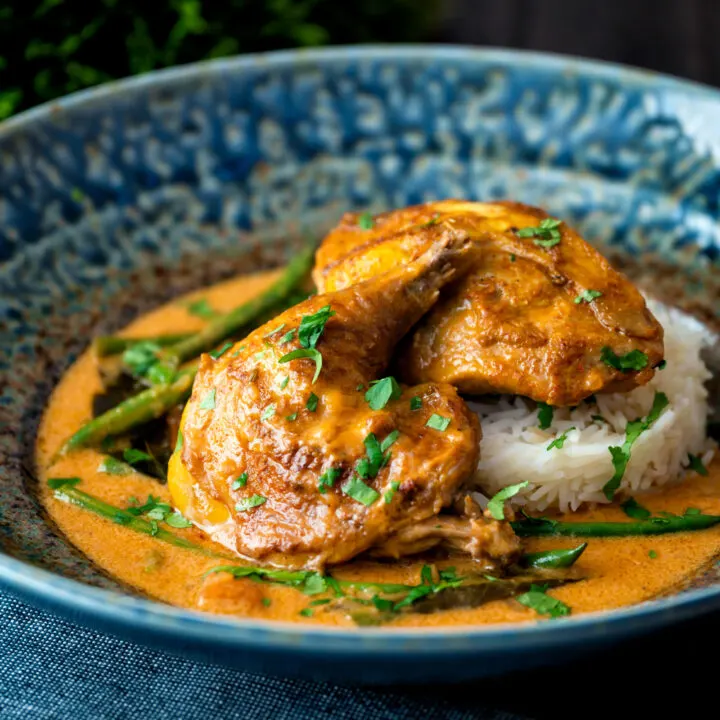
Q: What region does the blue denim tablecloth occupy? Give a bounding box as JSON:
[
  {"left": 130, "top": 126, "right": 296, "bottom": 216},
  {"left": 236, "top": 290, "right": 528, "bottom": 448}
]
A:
[{"left": 0, "top": 588, "right": 715, "bottom": 719}]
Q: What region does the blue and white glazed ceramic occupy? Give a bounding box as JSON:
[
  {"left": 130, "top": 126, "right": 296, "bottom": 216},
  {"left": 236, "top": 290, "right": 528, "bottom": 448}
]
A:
[{"left": 1, "top": 46, "right": 718, "bottom": 684}]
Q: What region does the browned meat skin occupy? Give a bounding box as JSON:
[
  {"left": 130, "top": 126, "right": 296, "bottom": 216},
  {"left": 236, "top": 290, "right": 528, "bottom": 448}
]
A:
[
  {"left": 181, "top": 232, "right": 500, "bottom": 570},
  {"left": 313, "top": 200, "right": 665, "bottom": 407}
]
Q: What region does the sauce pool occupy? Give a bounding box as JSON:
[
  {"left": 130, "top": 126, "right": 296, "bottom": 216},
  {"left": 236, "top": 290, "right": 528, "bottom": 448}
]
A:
[{"left": 35, "top": 269, "right": 720, "bottom": 627}]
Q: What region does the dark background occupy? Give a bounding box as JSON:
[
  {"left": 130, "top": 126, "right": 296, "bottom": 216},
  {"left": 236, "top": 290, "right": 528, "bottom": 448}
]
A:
[{"left": 3, "top": 0, "right": 719, "bottom": 120}]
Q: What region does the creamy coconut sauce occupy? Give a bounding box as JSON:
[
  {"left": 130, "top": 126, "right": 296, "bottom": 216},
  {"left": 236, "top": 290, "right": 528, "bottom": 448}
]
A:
[{"left": 35, "top": 269, "right": 720, "bottom": 626}]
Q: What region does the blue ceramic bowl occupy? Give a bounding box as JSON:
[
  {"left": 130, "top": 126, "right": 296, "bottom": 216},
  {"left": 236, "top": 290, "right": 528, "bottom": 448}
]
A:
[{"left": 1, "top": 46, "right": 719, "bottom": 684}]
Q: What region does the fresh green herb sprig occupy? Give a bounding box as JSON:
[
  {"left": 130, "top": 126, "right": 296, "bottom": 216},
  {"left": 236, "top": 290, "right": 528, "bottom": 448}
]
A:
[
  {"left": 365, "top": 377, "right": 402, "bottom": 411},
  {"left": 601, "top": 347, "right": 649, "bottom": 372},
  {"left": 517, "top": 584, "right": 571, "bottom": 618},
  {"left": 516, "top": 218, "right": 563, "bottom": 248},
  {"left": 487, "top": 481, "right": 529, "bottom": 520}
]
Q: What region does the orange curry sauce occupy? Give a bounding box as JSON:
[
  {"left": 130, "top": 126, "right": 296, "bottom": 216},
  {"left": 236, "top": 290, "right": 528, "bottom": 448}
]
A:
[{"left": 35, "top": 269, "right": 720, "bottom": 627}]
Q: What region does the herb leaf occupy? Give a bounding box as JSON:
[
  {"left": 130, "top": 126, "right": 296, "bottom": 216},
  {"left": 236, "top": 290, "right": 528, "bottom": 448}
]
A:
[
  {"left": 306, "top": 392, "right": 319, "bottom": 412},
  {"left": 602, "top": 391, "right": 669, "bottom": 499},
  {"left": 687, "top": 453, "right": 709, "bottom": 476},
  {"left": 537, "top": 402, "right": 554, "bottom": 430},
  {"left": 236, "top": 495, "right": 267, "bottom": 512},
  {"left": 318, "top": 467, "right": 342, "bottom": 493},
  {"left": 261, "top": 405, "right": 276, "bottom": 421},
  {"left": 358, "top": 212, "right": 374, "bottom": 230},
  {"left": 122, "top": 341, "right": 161, "bottom": 378},
  {"left": 384, "top": 481, "right": 400, "bottom": 504},
  {"left": 123, "top": 448, "right": 152, "bottom": 466},
  {"left": 365, "top": 377, "right": 402, "bottom": 411},
  {"left": 621, "top": 497, "right": 651, "bottom": 520},
  {"left": 342, "top": 476, "right": 380, "bottom": 506},
  {"left": 546, "top": 427, "right": 575, "bottom": 451},
  {"left": 410, "top": 396, "right": 422, "bottom": 411},
  {"left": 165, "top": 512, "right": 193, "bottom": 529},
  {"left": 298, "top": 305, "right": 335, "bottom": 350},
  {"left": 487, "top": 481, "right": 529, "bottom": 520},
  {"left": 232, "top": 473, "right": 249, "bottom": 490},
  {"left": 574, "top": 289, "right": 603, "bottom": 304},
  {"left": 381, "top": 430, "right": 400, "bottom": 452},
  {"left": 600, "top": 346, "right": 649, "bottom": 372},
  {"left": 425, "top": 414, "right": 450, "bottom": 432},
  {"left": 186, "top": 298, "right": 219, "bottom": 320},
  {"left": 517, "top": 584, "right": 571, "bottom": 618},
  {"left": 278, "top": 348, "right": 323, "bottom": 383},
  {"left": 97, "top": 457, "right": 131, "bottom": 475},
  {"left": 199, "top": 389, "right": 216, "bottom": 410},
  {"left": 516, "top": 217, "right": 563, "bottom": 248}
]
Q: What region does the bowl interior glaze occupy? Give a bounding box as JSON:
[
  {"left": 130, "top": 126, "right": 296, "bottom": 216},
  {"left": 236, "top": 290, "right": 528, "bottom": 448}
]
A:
[{"left": 0, "top": 46, "right": 718, "bottom": 683}]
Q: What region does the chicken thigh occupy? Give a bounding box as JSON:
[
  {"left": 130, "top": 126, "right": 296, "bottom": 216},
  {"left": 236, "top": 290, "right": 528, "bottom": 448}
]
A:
[
  {"left": 313, "top": 200, "right": 665, "bottom": 407},
  {"left": 170, "top": 231, "right": 520, "bottom": 569}
]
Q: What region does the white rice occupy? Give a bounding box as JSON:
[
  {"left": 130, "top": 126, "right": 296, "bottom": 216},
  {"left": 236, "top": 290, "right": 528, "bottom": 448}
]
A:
[{"left": 468, "top": 299, "right": 717, "bottom": 513}]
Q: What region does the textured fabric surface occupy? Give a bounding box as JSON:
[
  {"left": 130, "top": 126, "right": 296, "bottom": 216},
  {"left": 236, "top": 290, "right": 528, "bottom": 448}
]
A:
[{"left": 0, "top": 589, "right": 716, "bottom": 720}]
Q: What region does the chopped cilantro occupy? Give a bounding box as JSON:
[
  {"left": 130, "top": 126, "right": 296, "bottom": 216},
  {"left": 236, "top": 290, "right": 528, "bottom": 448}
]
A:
[
  {"left": 298, "top": 305, "right": 335, "bottom": 349},
  {"left": 261, "top": 405, "right": 276, "bottom": 421},
  {"left": 298, "top": 608, "right": 314, "bottom": 617},
  {"left": 232, "top": 473, "right": 249, "bottom": 490},
  {"left": 425, "top": 414, "right": 450, "bottom": 431},
  {"left": 97, "top": 457, "right": 131, "bottom": 475},
  {"left": 186, "top": 298, "right": 218, "bottom": 320},
  {"left": 123, "top": 448, "right": 152, "bottom": 466},
  {"left": 165, "top": 512, "right": 193, "bottom": 529},
  {"left": 264, "top": 323, "right": 286, "bottom": 338},
  {"left": 510, "top": 253, "right": 516, "bottom": 262},
  {"left": 516, "top": 218, "right": 563, "bottom": 248},
  {"left": 372, "top": 596, "right": 395, "bottom": 612},
  {"left": 342, "top": 476, "right": 380, "bottom": 506},
  {"left": 517, "top": 584, "right": 571, "bottom": 618},
  {"left": 410, "top": 396, "right": 422, "bottom": 411},
  {"left": 302, "top": 574, "right": 328, "bottom": 595},
  {"left": 306, "top": 393, "right": 319, "bottom": 412},
  {"left": 358, "top": 212, "right": 374, "bottom": 230},
  {"left": 209, "top": 342, "right": 233, "bottom": 360},
  {"left": 122, "top": 341, "right": 161, "bottom": 378},
  {"left": 278, "top": 348, "right": 323, "bottom": 383},
  {"left": 280, "top": 329, "right": 296, "bottom": 344},
  {"left": 236, "top": 495, "right": 267, "bottom": 512},
  {"left": 601, "top": 346, "right": 649, "bottom": 372},
  {"left": 603, "top": 391, "right": 669, "bottom": 500},
  {"left": 318, "top": 467, "right": 342, "bottom": 493},
  {"left": 286, "top": 412, "right": 298, "bottom": 421},
  {"left": 365, "top": 377, "right": 402, "bottom": 411},
  {"left": 487, "top": 481, "right": 529, "bottom": 520},
  {"left": 381, "top": 430, "right": 400, "bottom": 452},
  {"left": 537, "top": 402, "right": 554, "bottom": 430},
  {"left": 262, "top": 598, "right": 272, "bottom": 607},
  {"left": 687, "top": 453, "right": 709, "bottom": 476},
  {"left": 574, "top": 289, "right": 602, "bottom": 304},
  {"left": 279, "top": 375, "right": 290, "bottom": 390},
  {"left": 621, "top": 497, "right": 651, "bottom": 520},
  {"left": 546, "top": 427, "right": 575, "bottom": 451},
  {"left": 199, "top": 389, "right": 216, "bottom": 410},
  {"left": 384, "top": 481, "right": 401, "bottom": 504},
  {"left": 648, "top": 550, "right": 658, "bottom": 559}
]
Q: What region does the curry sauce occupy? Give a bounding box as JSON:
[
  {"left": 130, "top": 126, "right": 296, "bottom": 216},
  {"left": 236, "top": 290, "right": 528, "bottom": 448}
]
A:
[{"left": 35, "top": 269, "right": 720, "bottom": 627}]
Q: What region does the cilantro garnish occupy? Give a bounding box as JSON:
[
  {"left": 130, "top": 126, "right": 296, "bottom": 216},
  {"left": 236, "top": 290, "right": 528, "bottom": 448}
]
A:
[
  {"left": 261, "top": 405, "right": 276, "bottom": 421},
  {"left": 165, "top": 512, "right": 193, "bottom": 529},
  {"left": 279, "top": 375, "right": 290, "bottom": 390},
  {"left": 358, "top": 212, "right": 374, "bottom": 230},
  {"left": 199, "top": 389, "right": 216, "bottom": 410},
  {"left": 649, "top": 550, "right": 658, "bottom": 559},
  {"left": 318, "top": 467, "right": 342, "bottom": 493},
  {"left": 278, "top": 348, "right": 323, "bottom": 383},
  {"left": 365, "top": 377, "right": 402, "bottom": 410},
  {"left": 306, "top": 392, "right": 319, "bottom": 412},
  {"left": 425, "top": 414, "right": 450, "bottom": 431},
  {"left": 286, "top": 412, "right": 298, "bottom": 421},
  {"left": 487, "top": 481, "right": 529, "bottom": 520},
  {"left": 537, "top": 402, "right": 554, "bottom": 430},
  {"left": 342, "top": 476, "right": 380, "bottom": 506},
  {"left": 123, "top": 448, "right": 152, "bottom": 466},
  {"left": 384, "top": 481, "right": 400, "bottom": 504},
  {"left": 236, "top": 495, "right": 267, "bottom": 512},
  {"left": 186, "top": 298, "right": 219, "bottom": 320},
  {"left": 687, "top": 453, "right": 709, "bottom": 476},
  {"left": 209, "top": 341, "right": 233, "bottom": 360},
  {"left": 517, "top": 584, "right": 571, "bottom": 618},
  {"left": 97, "top": 457, "right": 131, "bottom": 475},
  {"left": 546, "top": 427, "right": 575, "bottom": 451},
  {"left": 410, "top": 396, "right": 422, "bottom": 411},
  {"left": 574, "top": 289, "right": 602, "bottom": 304},
  {"left": 264, "top": 323, "right": 286, "bottom": 338},
  {"left": 232, "top": 473, "right": 248, "bottom": 490},
  {"left": 381, "top": 430, "right": 400, "bottom": 452},
  {"left": 298, "top": 305, "right": 335, "bottom": 349},
  {"left": 600, "top": 346, "right": 649, "bottom": 372},
  {"left": 602, "top": 391, "right": 669, "bottom": 500},
  {"left": 280, "top": 329, "right": 296, "bottom": 344},
  {"left": 516, "top": 218, "right": 563, "bottom": 248},
  {"left": 621, "top": 497, "right": 651, "bottom": 520},
  {"left": 122, "top": 341, "right": 162, "bottom": 378}
]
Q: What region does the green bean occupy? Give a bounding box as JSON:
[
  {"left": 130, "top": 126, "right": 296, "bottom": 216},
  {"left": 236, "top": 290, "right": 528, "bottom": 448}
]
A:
[
  {"left": 164, "top": 245, "right": 314, "bottom": 365},
  {"left": 521, "top": 543, "right": 587, "bottom": 569},
  {"left": 512, "top": 514, "right": 720, "bottom": 537}
]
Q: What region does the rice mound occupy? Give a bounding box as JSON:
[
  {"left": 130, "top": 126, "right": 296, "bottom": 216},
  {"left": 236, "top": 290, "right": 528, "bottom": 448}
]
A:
[{"left": 468, "top": 299, "right": 716, "bottom": 513}]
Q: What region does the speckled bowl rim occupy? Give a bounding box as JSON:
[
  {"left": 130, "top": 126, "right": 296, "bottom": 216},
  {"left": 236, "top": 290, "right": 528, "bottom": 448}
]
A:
[{"left": 2, "top": 44, "right": 720, "bottom": 657}]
